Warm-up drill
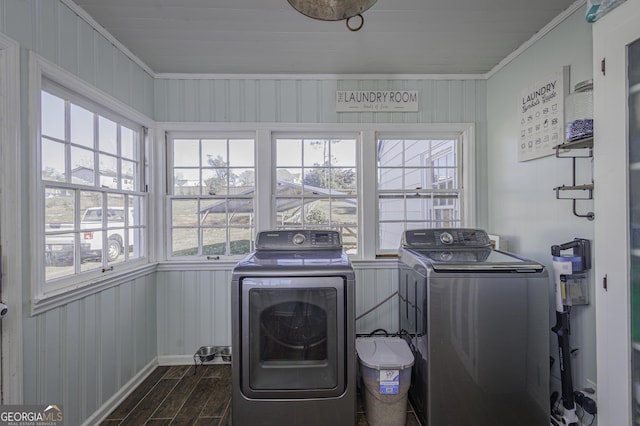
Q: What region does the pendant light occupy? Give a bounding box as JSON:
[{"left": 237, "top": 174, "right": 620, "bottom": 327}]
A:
[{"left": 287, "top": 0, "right": 377, "bottom": 31}]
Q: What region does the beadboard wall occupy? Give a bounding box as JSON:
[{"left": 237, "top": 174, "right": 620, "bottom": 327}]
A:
[{"left": 156, "top": 267, "right": 399, "bottom": 360}]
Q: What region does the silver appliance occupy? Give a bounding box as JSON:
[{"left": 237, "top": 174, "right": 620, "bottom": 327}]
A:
[
  {"left": 231, "top": 230, "right": 356, "bottom": 426},
  {"left": 398, "top": 228, "right": 550, "bottom": 426}
]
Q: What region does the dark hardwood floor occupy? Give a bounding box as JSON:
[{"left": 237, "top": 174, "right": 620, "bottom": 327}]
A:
[{"left": 101, "top": 363, "right": 421, "bottom": 425}]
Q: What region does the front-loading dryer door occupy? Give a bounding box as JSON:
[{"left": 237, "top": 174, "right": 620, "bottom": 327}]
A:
[{"left": 240, "top": 276, "right": 346, "bottom": 398}]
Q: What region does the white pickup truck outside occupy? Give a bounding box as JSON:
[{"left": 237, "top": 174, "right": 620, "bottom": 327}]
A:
[
  {"left": 45, "top": 206, "right": 133, "bottom": 265},
  {"left": 80, "top": 206, "right": 133, "bottom": 261}
]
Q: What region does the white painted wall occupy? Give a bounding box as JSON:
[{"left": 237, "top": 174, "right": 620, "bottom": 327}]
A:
[
  {"left": 0, "top": 1, "right": 156, "bottom": 424},
  {"left": 487, "top": 8, "right": 596, "bottom": 399}
]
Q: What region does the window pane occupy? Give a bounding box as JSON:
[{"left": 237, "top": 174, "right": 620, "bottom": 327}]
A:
[
  {"left": 172, "top": 228, "right": 198, "bottom": 256},
  {"left": 70, "top": 104, "right": 94, "bottom": 148},
  {"left": 303, "top": 168, "right": 330, "bottom": 191},
  {"left": 41, "top": 91, "right": 65, "bottom": 140},
  {"left": 276, "top": 139, "right": 302, "bottom": 166},
  {"left": 379, "top": 197, "right": 404, "bottom": 221},
  {"left": 99, "top": 116, "right": 117, "bottom": 155},
  {"left": 229, "top": 228, "right": 253, "bottom": 255},
  {"left": 229, "top": 139, "right": 254, "bottom": 167},
  {"left": 173, "top": 139, "right": 200, "bottom": 167},
  {"left": 80, "top": 191, "right": 103, "bottom": 229},
  {"left": 70, "top": 146, "right": 94, "bottom": 185},
  {"left": 331, "top": 139, "right": 356, "bottom": 167},
  {"left": 276, "top": 168, "right": 303, "bottom": 195},
  {"left": 202, "top": 168, "right": 228, "bottom": 195},
  {"left": 276, "top": 199, "right": 302, "bottom": 226},
  {"left": 407, "top": 196, "right": 433, "bottom": 221},
  {"left": 202, "top": 139, "right": 227, "bottom": 167},
  {"left": 231, "top": 169, "right": 255, "bottom": 193},
  {"left": 45, "top": 188, "right": 74, "bottom": 227},
  {"left": 330, "top": 198, "right": 357, "bottom": 225},
  {"left": 377, "top": 140, "right": 403, "bottom": 167},
  {"left": 377, "top": 137, "right": 460, "bottom": 253},
  {"left": 378, "top": 168, "right": 402, "bottom": 190},
  {"left": 304, "top": 139, "right": 328, "bottom": 166},
  {"left": 129, "top": 227, "right": 144, "bottom": 260},
  {"left": 121, "top": 160, "right": 136, "bottom": 191},
  {"left": 99, "top": 154, "right": 118, "bottom": 189},
  {"left": 330, "top": 167, "right": 356, "bottom": 194},
  {"left": 172, "top": 199, "right": 199, "bottom": 227},
  {"left": 174, "top": 168, "right": 200, "bottom": 195},
  {"left": 202, "top": 228, "right": 226, "bottom": 256},
  {"left": 45, "top": 232, "right": 77, "bottom": 279},
  {"left": 42, "top": 138, "right": 66, "bottom": 182},
  {"left": 121, "top": 126, "right": 135, "bottom": 159}
]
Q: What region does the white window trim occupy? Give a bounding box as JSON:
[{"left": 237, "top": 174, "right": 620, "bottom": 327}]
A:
[
  {"left": 374, "top": 128, "right": 475, "bottom": 255},
  {"left": 157, "top": 122, "right": 475, "bottom": 264},
  {"left": 28, "top": 52, "right": 155, "bottom": 315},
  {"left": 165, "top": 130, "right": 258, "bottom": 261},
  {"left": 0, "top": 32, "right": 23, "bottom": 404}
]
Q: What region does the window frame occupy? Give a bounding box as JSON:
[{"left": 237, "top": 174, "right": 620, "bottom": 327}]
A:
[
  {"left": 165, "top": 131, "right": 257, "bottom": 261},
  {"left": 271, "top": 132, "right": 360, "bottom": 255},
  {"left": 29, "top": 53, "right": 154, "bottom": 314},
  {"left": 158, "top": 122, "right": 475, "bottom": 265},
  {"left": 375, "top": 132, "right": 466, "bottom": 254}
]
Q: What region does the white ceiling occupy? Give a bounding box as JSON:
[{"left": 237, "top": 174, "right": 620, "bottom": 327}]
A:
[{"left": 69, "top": 0, "right": 580, "bottom": 76}]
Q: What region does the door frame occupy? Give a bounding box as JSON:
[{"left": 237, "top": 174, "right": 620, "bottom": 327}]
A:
[
  {"left": 593, "top": 0, "right": 640, "bottom": 424},
  {"left": 0, "top": 31, "right": 23, "bottom": 404}
]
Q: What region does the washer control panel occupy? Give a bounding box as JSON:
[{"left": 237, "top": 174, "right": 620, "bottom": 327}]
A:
[
  {"left": 256, "top": 230, "right": 342, "bottom": 250},
  {"left": 402, "top": 228, "right": 491, "bottom": 248}
]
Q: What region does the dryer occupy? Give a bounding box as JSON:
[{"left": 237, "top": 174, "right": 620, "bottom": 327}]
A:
[
  {"left": 231, "top": 230, "right": 356, "bottom": 426},
  {"left": 398, "top": 228, "right": 550, "bottom": 426}
]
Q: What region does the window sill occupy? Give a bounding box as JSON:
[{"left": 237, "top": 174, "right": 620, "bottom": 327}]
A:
[{"left": 31, "top": 262, "right": 157, "bottom": 316}]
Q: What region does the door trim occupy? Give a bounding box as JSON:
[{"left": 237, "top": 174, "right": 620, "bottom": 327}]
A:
[{"left": 0, "top": 31, "right": 23, "bottom": 404}]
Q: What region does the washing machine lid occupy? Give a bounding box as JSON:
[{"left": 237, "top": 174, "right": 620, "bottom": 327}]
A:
[{"left": 404, "top": 247, "right": 544, "bottom": 272}]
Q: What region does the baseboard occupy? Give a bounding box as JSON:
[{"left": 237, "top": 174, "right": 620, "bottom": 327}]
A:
[
  {"left": 81, "top": 358, "right": 158, "bottom": 426},
  {"left": 158, "top": 354, "right": 231, "bottom": 366}
]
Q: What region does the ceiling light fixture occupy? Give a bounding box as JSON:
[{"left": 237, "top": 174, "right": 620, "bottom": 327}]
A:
[{"left": 287, "top": 0, "right": 377, "bottom": 31}]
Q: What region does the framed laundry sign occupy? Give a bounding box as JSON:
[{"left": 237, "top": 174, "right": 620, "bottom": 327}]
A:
[
  {"left": 518, "top": 66, "right": 569, "bottom": 162},
  {"left": 336, "top": 90, "right": 419, "bottom": 112}
]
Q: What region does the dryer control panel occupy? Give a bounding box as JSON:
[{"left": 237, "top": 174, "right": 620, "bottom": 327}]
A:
[
  {"left": 402, "top": 228, "right": 491, "bottom": 249},
  {"left": 256, "top": 230, "right": 342, "bottom": 250}
]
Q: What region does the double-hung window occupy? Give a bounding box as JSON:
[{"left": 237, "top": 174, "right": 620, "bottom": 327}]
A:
[
  {"left": 377, "top": 136, "right": 462, "bottom": 252},
  {"left": 168, "top": 135, "right": 256, "bottom": 258},
  {"left": 274, "top": 135, "right": 358, "bottom": 254},
  {"left": 40, "top": 80, "right": 147, "bottom": 287}
]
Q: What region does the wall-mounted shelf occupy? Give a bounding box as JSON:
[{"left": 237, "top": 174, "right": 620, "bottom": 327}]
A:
[{"left": 553, "top": 136, "right": 594, "bottom": 220}]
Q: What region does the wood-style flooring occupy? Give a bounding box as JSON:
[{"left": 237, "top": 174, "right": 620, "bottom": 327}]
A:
[{"left": 101, "top": 363, "right": 421, "bottom": 425}]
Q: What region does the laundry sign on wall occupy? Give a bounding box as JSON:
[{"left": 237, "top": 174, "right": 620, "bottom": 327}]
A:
[
  {"left": 336, "top": 90, "right": 419, "bottom": 112},
  {"left": 518, "top": 66, "right": 569, "bottom": 162}
]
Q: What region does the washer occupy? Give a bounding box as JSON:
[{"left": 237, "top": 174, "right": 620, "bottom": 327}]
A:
[
  {"left": 398, "top": 228, "right": 550, "bottom": 426},
  {"left": 231, "top": 230, "right": 356, "bottom": 426}
]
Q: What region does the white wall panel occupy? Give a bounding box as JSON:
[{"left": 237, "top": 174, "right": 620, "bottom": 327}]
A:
[
  {"left": 21, "top": 274, "right": 156, "bottom": 426},
  {"left": 157, "top": 267, "right": 398, "bottom": 356},
  {"left": 157, "top": 270, "right": 232, "bottom": 356},
  {"left": 154, "top": 77, "right": 485, "bottom": 127},
  {"left": 0, "top": 0, "right": 154, "bottom": 118}
]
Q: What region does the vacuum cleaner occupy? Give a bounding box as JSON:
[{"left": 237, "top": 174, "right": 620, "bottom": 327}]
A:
[{"left": 549, "top": 238, "right": 590, "bottom": 426}]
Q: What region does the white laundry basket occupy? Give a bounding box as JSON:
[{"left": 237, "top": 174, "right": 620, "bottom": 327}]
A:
[{"left": 356, "top": 337, "right": 414, "bottom": 426}]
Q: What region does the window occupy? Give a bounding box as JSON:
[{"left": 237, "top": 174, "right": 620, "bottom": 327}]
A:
[
  {"left": 377, "top": 137, "right": 461, "bottom": 252},
  {"left": 168, "top": 135, "right": 255, "bottom": 258},
  {"left": 274, "top": 136, "right": 358, "bottom": 254},
  {"left": 41, "top": 82, "right": 147, "bottom": 284}
]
